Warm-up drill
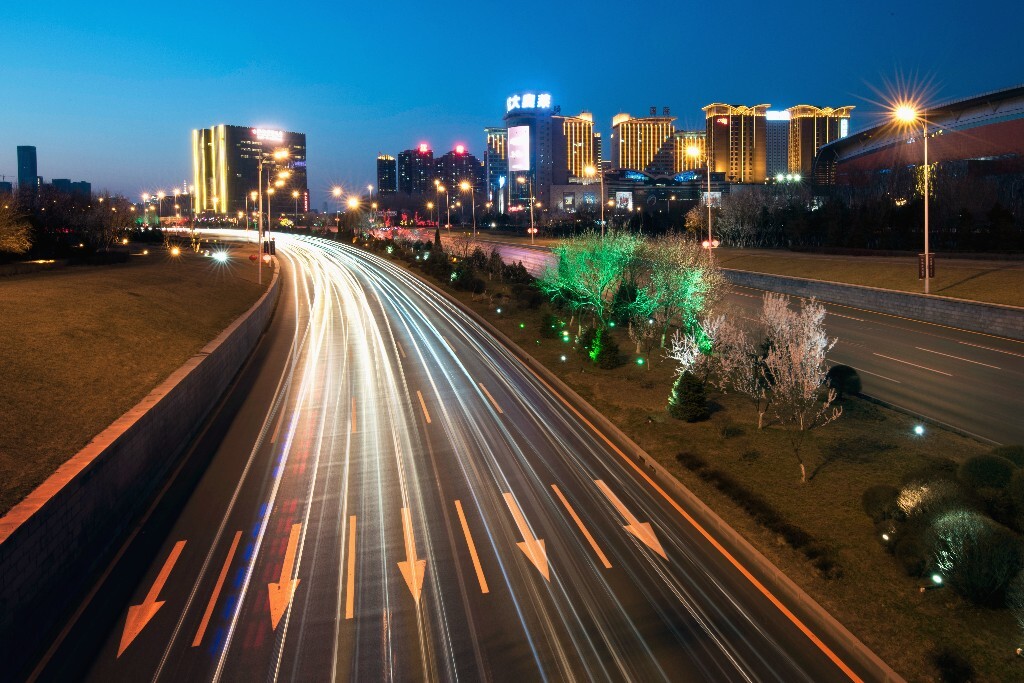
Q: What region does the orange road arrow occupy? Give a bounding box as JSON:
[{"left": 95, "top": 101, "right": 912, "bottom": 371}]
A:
[
  {"left": 503, "top": 493, "right": 550, "bottom": 581},
  {"left": 118, "top": 540, "right": 187, "bottom": 657},
  {"left": 397, "top": 507, "right": 426, "bottom": 603},
  {"left": 268, "top": 523, "right": 302, "bottom": 630},
  {"left": 595, "top": 480, "right": 667, "bottom": 559}
]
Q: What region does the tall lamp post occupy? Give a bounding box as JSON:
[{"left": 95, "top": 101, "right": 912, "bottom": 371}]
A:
[
  {"left": 157, "top": 191, "right": 165, "bottom": 225},
  {"left": 584, "top": 165, "right": 605, "bottom": 238},
  {"left": 459, "top": 180, "right": 476, "bottom": 237},
  {"left": 517, "top": 175, "right": 535, "bottom": 244},
  {"left": 895, "top": 104, "right": 931, "bottom": 294},
  {"left": 257, "top": 148, "right": 289, "bottom": 285},
  {"left": 687, "top": 145, "right": 718, "bottom": 254},
  {"left": 436, "top": 183, "right": 450, "bottom": 230},
  {"left": 292, "top": 190, "right": 300, "bottom": 228}
]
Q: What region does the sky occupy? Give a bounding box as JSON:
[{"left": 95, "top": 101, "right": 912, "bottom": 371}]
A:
[{"left": 2, "top": 0, "right": 1021, "bottom": 208}]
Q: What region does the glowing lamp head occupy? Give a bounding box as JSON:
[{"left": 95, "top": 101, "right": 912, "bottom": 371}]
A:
[
  {"left": 686, "top": 145, "right": 702, "bottom": 158},
  {"left": 894, "top": 104, "right": 920, "bottom": 124},
  {"left": 584, "top": 165, "right": 596, "bottom": 177},
  {"left": 332, "top": 186, "right": 342, "bottom": 197},
  {"left": 347, "top": 197, "right": 359, "bottom": 209},
  {"left": 273, "top": 149, "right": 289, "bottom": 160},
  {"left": 459, "top": 180, "right": 470, "bottom": 191},
  {"left": 170, "top": 246, "right": 181, "bottom": 257}
]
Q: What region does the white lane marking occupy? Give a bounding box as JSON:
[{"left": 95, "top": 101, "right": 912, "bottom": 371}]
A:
[
  {"left": 915, "top": 347, "right": 1000, "bottom": 370},
  {"left": 842, "top": 364, "right": 901, "bottom": 384},
  {"left": 873, "top": 353, "right": 952, "bottom": 376},
  {"left": 958, "top": 340, "right": 1024, "bottom": 359},
  {"left": 830, "top": 312, "right": 867, "bottom": 323}
]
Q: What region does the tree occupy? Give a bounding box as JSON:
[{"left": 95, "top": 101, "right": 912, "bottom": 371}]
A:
[
  {"left": 762, "top": 294, "right": 842, "bottom": 482},
  {"left": 538, "top": 230, "right": 641, "bottom": 354},
  {"left": 0, "top": 203, "right": 32, "bottom": 255},
  {"left": 632, "top": 234, "right": 723, "bottom": 348},
  {"left": 715, "top": 317, "right": 773, "bottom": 429}
]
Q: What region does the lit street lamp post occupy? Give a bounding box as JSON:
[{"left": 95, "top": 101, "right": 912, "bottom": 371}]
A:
[
  {"left": 584, "top": 165, "right": 605, "bottom": 237},
  {"left": 687, "top": 145, "right": 717, "bottom": 255},
  {"left": 258, "top": 148, "right": 289, "bottom": 285},
  {"left": 292, "top": 190, "right": 300, "bottom": 228},
  {"left": 895, "top": 104, "right": 932, "bottom": 294},
  {"left": 459, "top": 180, "right": 476, "bottom": 237},
  {"left": 517, "top": 175, "right": 535, "bottom": 244}
]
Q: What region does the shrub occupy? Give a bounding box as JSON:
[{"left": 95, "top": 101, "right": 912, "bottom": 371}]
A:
[
  {"left": 510, "top": 282, "right": 543, "bottom": 308},
  {"left": 675, "top": 451, "right": 707, "bottom": 471},
  {"left": 897, "top": 478, "right": 970, "bottom": 520},
  {"left": 825, "top": 365, "right": 861, "bottom": 399},
  {"left": 578, "top": 327, "right": 597, "bottom": 356},
  {"left": 719, "top": 423, "right": 744, "bottom": 439},
  {"left": 1008, "top": 570, "right": 1024, "bottom": 632},
  {"left": 991, "top": 444, "right": 1024, "bottom": 467},
  {"left": 929, "top": 509, "right": 1023, "bottom": 607},
  {"left": 894, "top": 535, "right": 929, "bottom": 577},
  {"left": 668, "top": 371, "right": 709, "bottom": 422},
  {"left": 1010, "top": 469, "right": 1024, "bottom": 512},
  {"left": 862, "top": 484, "right": 901, "bottom": 523},
  {"left": 958, "top": 454, "right": 1016, "bottom": 490},
  {"left": 540, "top": 313, "right": 561, "bottom": 339},
  {"left": 740, "top": 448, "right": 760, "bottom": 462},
  {"left": 930, "top": 646, "right": 974, "bottom": 683},
  {"left": 594, "top": 329, "right": 621, "bottom": 369}
]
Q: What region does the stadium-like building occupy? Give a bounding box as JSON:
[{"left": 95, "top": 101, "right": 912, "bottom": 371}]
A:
[{"left": 814, "top": 84, "right": 1024, "bottom": 185}]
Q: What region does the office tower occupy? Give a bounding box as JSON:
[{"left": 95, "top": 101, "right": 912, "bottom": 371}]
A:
[
  {"left": 704, "top": 104, "right": 770, "bottom": 183},
  {"left": 17, "top": 146, "right": 37, "bottom": 192},
  {"left": 610, "top": 110, "right": 676, "bottom": 175},
  {"left": 376, "top": 154, "right": 397, "bottom": 194},
  {"left": 765, "top": 111, "right": 790, "bottom": 178},
  {"left": 787, "top": 105, "right": 854, "bottom": 178}
]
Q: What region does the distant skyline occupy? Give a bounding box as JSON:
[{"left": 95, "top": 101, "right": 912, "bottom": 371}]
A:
[{"left": 2, "top": 0, "right": 1021, "bottom": 207}]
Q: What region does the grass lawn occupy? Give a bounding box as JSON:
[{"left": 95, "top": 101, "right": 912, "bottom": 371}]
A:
[
  {"left": 0, "top": 242, "right": 268, "bottom": 516},
  {"left": 428, "top": 275, "right": 1019, "bottom": 681}
]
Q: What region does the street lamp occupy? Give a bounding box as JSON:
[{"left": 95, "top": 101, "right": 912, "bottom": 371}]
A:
[
  {"left": 687, "top": 145, "right": 715, "bottom": 255},
  {"left": 894, "top": 103, "right": 932, "bottom": 294},
  {"left": 459, "top": 180, "right": 476, "bottom": 237},
  {"left": 517, "top": 175, "right": 535, "bottom": 244},
  {"left": 257, "top": 148, "right": 289, "bottom": 285},
  {"left": 292, "top": 190, "right": 300, "bottom": 227},
  {"left": 157, "top": 191, "right": 165, "bottom": 224},
  {"left": 584, "top": 165, "right": 605, "bottom": 237},
  {"left": 427, "top": 201, "right": 434, "bottom": 227},
  {"left": 436, "top": 183, "right": 450, "bottom": 230}
]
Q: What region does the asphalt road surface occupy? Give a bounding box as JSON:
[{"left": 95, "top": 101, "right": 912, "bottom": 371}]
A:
[
  {"left": 461, "top": 236, "right": 1024, "bottom": 447},
  {"left": 43, "top": 234, "right": 878, "bottom": 682}
]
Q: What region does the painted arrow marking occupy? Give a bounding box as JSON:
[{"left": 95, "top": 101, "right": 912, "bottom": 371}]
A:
[
  {"left": 397, "top": 507, "right": 426, "bottom": 603},
  {"left": 503, "top": 493, "right": 550, "bottom": 581},
  {"left": 595, "top": 480, "right": 667, "bottom": 559},
  {"left": 118, "top": 540, "right": 187, "bottom": 657},
  {"left": 268, "top": 523, "right": 302, "bottom": 630}
]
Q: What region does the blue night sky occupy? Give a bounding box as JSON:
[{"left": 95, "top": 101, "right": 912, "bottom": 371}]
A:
[{"left": 2, "top": 0, "right": 1020, "bottom": 207}]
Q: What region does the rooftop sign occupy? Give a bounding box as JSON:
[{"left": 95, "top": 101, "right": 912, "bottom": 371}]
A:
[{"left": 507, "top": 93, "right": 552, "bottom": 112}]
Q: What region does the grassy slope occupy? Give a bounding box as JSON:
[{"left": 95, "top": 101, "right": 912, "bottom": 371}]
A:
[{"left": 0, "top": 245, "right": 266, "bottom": 515}]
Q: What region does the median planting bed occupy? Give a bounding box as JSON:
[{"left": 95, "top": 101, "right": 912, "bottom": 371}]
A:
[
  {"left": 0, "top": 243, "right": 268, "bottom": 515},
  {"left": 351, "top": 229, "right": 1022, "bottom": 682}
]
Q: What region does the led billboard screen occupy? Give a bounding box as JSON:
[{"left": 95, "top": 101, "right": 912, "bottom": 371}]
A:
[{"left": 508, "top": 125, "right": 531, "bottom": 172}]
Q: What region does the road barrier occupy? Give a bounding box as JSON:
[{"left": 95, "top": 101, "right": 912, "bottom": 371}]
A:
[{"left": 0, "top": 263, "right": 281, "bottom": 679}]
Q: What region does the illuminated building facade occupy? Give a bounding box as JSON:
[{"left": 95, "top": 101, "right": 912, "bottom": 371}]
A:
[
  {"left": 377, "top": 154, "right": 397, "bottom": 194},
  {"left": 504, "top": 92, "right": 556, "bottom": 207},
  {"left": 556, "top": 112, "right": 595, "bottom": 179},
  {"left": 704, "top": 104, "right": 770, "bottom": 183},
  {"left": 397, "top": 144, "right": 434, "bottom": 195},
  {"left": 611, "top": 111, "right": 677, "bottom": 175},
  {"left": 673, "top": 130, "right": 707, "bottom": 172},
  {"left": 191, "top": 125, "right": 307, "bottom": 215},
  {"left": 787, "top": 105, "right": 854, "bottom": 178},
  {"left": 484, "top": 127, "right": 508, "bottom": 209}
]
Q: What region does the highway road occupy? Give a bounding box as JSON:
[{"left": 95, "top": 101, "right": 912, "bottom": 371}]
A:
[
  {"left": 461, "top": 237, "right": 1024, "bottom": 446},
  {"left": 39, "top": 234, "right": 879, "bottom": 681}
]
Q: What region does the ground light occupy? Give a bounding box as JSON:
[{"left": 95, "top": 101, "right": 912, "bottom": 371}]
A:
[
  {"left": 636, "top": 358, "right": 645, "bottom": 366},
  {"left": 914, "top": 425, "right": 925, "bottom": 436},
  {"left": 213, "top": 251, "right": 229, "bottom": 263},
  {"left": 169, "top": 246, "right": 181, "bottom": 257},
  {"left": 560, "top": 355, "right": 567, "bottom": 362},
  {"left": 496, "top": 308, "right": 502, "bottom": 314},
  {"left": 932, "top": 574, "right": 943, "bottom": 585}
]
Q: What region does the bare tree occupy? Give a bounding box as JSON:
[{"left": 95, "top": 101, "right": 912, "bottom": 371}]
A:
[
  {"left": 0, "top": 203, "right": 32, "bottom": 255},
  {"left": 715, "top": 317, "right": 773, "bottom": 428},
  {"left": 762, "top": 294, "right": 842, "bottom": 482}
]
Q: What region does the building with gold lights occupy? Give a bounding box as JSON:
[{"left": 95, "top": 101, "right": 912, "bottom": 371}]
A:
[
  {"left": 787, "top": 105, "right": 854, "bottom": 178},
  {"left": 191, "top": 124, "right": 307, "bottom": 215},
  {"left": 610, "top": 110, "right": 676, "bottom": 176},
  {"left": 673, "top": 130, "right": 707, "bottom": 173},
  {"left": 703, "top": 104, "right": 770, "bottom": 183},
  {"left": 554, "top": 112, "right": 597, "bottom": 179}
]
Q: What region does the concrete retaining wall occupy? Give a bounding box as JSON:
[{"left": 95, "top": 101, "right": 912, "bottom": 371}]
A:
[
  {"left": 0, "top": 265, "right": 280, "bottom": 672},
  {"left": 724, "top": 269, "right": 1024, "bottom": 341}
]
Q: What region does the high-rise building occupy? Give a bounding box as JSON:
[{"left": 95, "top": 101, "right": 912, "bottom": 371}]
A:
[
  {"left": 0, "top": 181, "right": 13, "bottom": 194},
  {"left": 704, "top": 104, "right": 770, "bottom": 183},
  {"left": 435, "top": 145, "right": 484, "bottom": 196},
  {"left": 483, "top": 127, "right": 508, "bottom": 210},
  {"left": 787, "top": 105, "right": 854, "bottom": 179},
  {"left": 765, "top": 111, "right": 790, "bottom": 179},
  {"left": 50, "top": 179, "right": 91, "bottom": 198},
  {"left": 674, "top": 131, "right": 707, "bottom": 173},
  {"left": 610, "top": 110, "right": 676, "bottom": 176},
  {"left": 504, "top": 92, "right": 556, "bottom": 207},
  {"left": 555, "top": 112, "right": 596, "bottom": 179},
  {"left": 17, "top": 146, "right": 37, "bottom": 192},
  {"left": 376, "top": 154, "right": 397, "bottom": 194},
  {"left": 191, "top": 125, "right": 307, "bottom": 215},
  {"left": 397, "top": 143, "right": 435, "bottom": 195}
]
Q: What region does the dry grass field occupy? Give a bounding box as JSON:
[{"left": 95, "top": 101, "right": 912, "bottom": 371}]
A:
[{"left": 0, "top": 243, "right": 267, "bottom": 515}]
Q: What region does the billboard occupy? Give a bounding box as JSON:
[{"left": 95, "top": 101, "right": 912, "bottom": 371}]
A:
[
  {"left": 615, "top": 191, "right": 633, "bottom": 211},
  {"left": 508, "top": 125, "right": 530, "bottom": 172}
]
